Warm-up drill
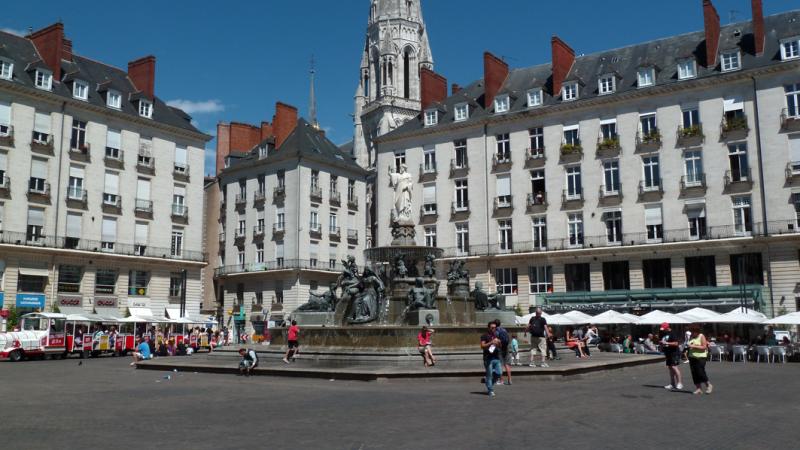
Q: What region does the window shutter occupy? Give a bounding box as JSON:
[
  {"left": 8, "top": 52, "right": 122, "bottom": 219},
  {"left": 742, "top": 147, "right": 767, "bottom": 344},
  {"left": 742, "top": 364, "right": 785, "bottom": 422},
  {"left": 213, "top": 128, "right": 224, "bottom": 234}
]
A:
[
  {"left": 790, "top": 137, "right": 800, "bottom": 163},
  {"left": 104, "top": 172, "right": 119, "bottom": 195},
  {"left": 27, "top": 208, "right": 45, "bottom": 226},
  {"left": 686, "top": 206, "right": 706, "bottom": 219},
  {"left": 30, "top": 159, "right": 47, "bottom": 179},
  {"left": 309, "top": 242, "right": 319, "bottom": 259},
  {"left": 645, "top": 205, "right": 663, "bottom": 225},
  {"left": 276, "top": 243, "right": 285, "bottom": 258},
  {"left": 69, "top": 165, "right": 84, "bottom": 179},
  {"left": 135, "top": 223, "right": 148, "bottom": 244},
  {"left": 258, "top": 210, "right": 265, "bottom": 220},
  {"left": 423, "top": 185, "right": 436, "bottom": 203},
  {"left": 175, "top": 146, "right": 187, "bottom": 165},
  {"left": 107, "top": 129, "right": 121, "bottom": 149},
  {"left": 174, "top": 186, "right": 186, "bottom": 197},
  {"left": 66, "top": 213, "right": 81, "bottom": 238},
  {"left": 102, "top": 218, "right": 117, "bottom": 242},
  {"left": 496, "top": 175, "right": 511, "bottom": 196},
  {"left": 136, "top": 179, "right": 150, "bottom": 199},
  {"left": 0, "top": 152, "right": 6, "bottom": 170},
  {"left": 34, "top": 112, "right": 51, "bottom": 133},
  {"left": 723, "top": 97, "right": 744, "bottom": 112},
  {"left": 0, "top": 101, "right": 10, "bottom": 125}
]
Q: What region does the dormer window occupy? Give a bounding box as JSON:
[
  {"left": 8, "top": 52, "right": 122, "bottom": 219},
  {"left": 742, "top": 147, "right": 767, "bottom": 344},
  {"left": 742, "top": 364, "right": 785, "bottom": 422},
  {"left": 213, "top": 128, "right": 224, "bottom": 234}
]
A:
[
  {"left": 454, "top": 103, "right": 468, "bottom": 122},
  {"left": 598, "top": 75, "right": 615, "bottom": 95},
  {"left": 107, "top": 89, "right": 122, "bottom": 109},
  {"left": 258, "top": 145, "right": 268, "bottom": 159},
  {"left": 424, "top": 109, "right": 438, "bottom": 127},
  {"left": 34, "top": 69, "right": 52, "bottom": 90},
  {"left": 494, "top": 94, "right": 510, "bottom": 113},
  {"left": 720, "top": 50, "right": 741, "bottom": 72},
  {"left": 0, "top": 58, "right": 13, "bottom": 80},
  {"left": 73, "top": 80, "right": 89, "bottom": 101},
  {"left": 637, "top": 67, "right": 655, "bottom": 87},
  {"left": 527, "top": 89, "right": 542, "bottom": 107},
  {"left": 562, "top": 83, "right": 578, "bottom": 101},
  {"left": 677, "top": 58, "right": 697, "bottom": 80},
  {"left": 138, "top": 99, "right": 153, "bottom": 119},
  {"left": 780, "top": 37, "right": 800, "bottom": 61}
]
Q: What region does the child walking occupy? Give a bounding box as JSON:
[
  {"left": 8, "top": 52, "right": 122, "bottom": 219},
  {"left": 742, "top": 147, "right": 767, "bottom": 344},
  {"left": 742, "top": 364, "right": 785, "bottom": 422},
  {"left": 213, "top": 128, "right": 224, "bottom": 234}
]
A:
[{"left": 510, "top": 334, "right": 520, "bottom": 366}]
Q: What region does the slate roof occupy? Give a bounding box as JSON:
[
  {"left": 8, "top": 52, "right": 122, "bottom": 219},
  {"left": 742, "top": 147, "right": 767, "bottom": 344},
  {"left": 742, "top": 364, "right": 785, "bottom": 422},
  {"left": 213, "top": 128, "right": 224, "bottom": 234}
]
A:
[
  {"left": 0, "top": 29, "right": 205, "bottom": 136},
  {"left": 383, "top": 10, "right": 800, "bottom": 141}
]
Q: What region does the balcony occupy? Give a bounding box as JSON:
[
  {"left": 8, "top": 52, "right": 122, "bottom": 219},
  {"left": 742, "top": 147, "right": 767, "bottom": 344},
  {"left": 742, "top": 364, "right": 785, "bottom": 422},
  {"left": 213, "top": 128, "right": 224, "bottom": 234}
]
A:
[
  {"left": 598, "top": 184, "right": 622, "bottom": 204},
  {"left": 780, "top": 108, "right": 800, "bottom": 132},
  {"left": 635, "top": 129, "right": 662, "bottom": 152},
  {"left": 253, "top": 225, "right": 266, "bottom": 240},
  {"left": 134, "top": 199, "right": 153, "bottom": 218},
  {"left": 173, "top": 163, "right": 190, "bottom": 181},
  {"left": 676, "top": 125, "right": 705, "bottom": 147},
  {"left": 561, "top": 189, "right": 583, "bottom": 209},
  {"left": 136, "top": 155, "right": 155, "bottom": 174},
  {"left": 451, "top": 201, "right": 470, "bottom": 218},
  {"left": 493, "top": 196, "right": 513, "bottom": 216},
  {"left": 449, "top": 158, "right": 469, "bottom": 178},
  {"left": 596, "top": 136, "right": 621, "bottom": 158},
  {"left": 329, "top": 190, "right": 341, "bottom": 206},
  {"left": 420, "top": 204, "right": 438, "bottom": 222},
  {"left": 235, "top": 194, "right": 247, "bottom": 209},
  {"left": 253, "top": 190, "right": 266, "bottom": 206},
  {"left": 274, "top": 186, "right": 286, "bottom": 201},
  {"left": 329, "top": 226, "right": 341, "bottom": 240},
  {"left": 69, "top": 143, "right": 90, "bottom": 162},
  {"left": 525, "top": 147, "right": 546, "bottom": 168},
  {"left": 309, "top": 222, "right": 322, "bottom": 237},
  {"left": 218, "top": 232, "right": 225, "bottom": 244},
  {"left": 540, "top": 285, "right": 763, "bottom": 309},
  {"left": 171, "top": 203, "right": 188, "bottom": 221},
  {"left": 27, "top": 181, "right": 51, "bottom": 201},
  {"left": 720, "top": 115, "right": 749, "bottom": 141},
  {"left": 526, "top": 192, "right": 548, "bottom": 213},
  {"left": 273, "top": 223, "right": 286, "bottom": 236},
  {"left": 30, "top": 133, "right": 54, "bottom": 155},
  {"left": 419, "top": 162, "right": 437, "bottom": 181},
  {"left": 559, "top": 141, "right": 583, "bottom": 163},
  {"left": 65, "top": 187, "right": 87, "bottom": 208},
  {"left": 680, "top": 174, "right": 707, "bottom": 195},
  {"left": 102, "top": 194, "right": 122, "bottom": 214},
  {"left": 347, "top": 229, "right": 359, "bottom": 243},
  {"left": 785, "top": 162, "right": 800, "bottom": 185},
  {"left": 0, "top": 174, "right": 9, "bottom": 196},
  {"left": 492, "top": 154, "right": 512, "bottom": 172},
  {"left": 234, "top": 228, "right": 247, "bottom": 243},
  {"left": 0, "top": 125, "right": 14, "bottom": 147},
  {"left": 214, "top": 259, "right": 344, "bottom": 277},
  {"left": 638, "top": 179, "right": 664, "bottom": 200},
  {"left": 347, "top": 195, "right": 359, "bottom": 210},
  {"left": 724, "top": 169, "right": 753, "bottom": 192},
  {"left": 310, "top": 186, "right": 323, "bottom": 202},
  {"left": 104, "top": 148, "right": 124, "bottom": 169}
]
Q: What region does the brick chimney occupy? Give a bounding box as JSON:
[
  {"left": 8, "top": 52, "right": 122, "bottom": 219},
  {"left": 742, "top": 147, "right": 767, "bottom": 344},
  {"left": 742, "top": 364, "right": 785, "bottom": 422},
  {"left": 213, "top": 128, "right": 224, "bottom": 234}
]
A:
[
  {"left": 751, "top": 0, "right": 765, "bottom": 56},
  {"left": 420, "top": 68, "right": 447, "bottom": 110},
  {"left": 128, "top": 55, "right": 156, "bottom": 98},
  {"left": 451, "top": 83, "right": 462, "bottom": 95},
  {"left": 703, "top": 0, "right": 721, "bottom": 68},
  {"left": 551, "top": 36, "right": 575, "bottom": 98},
  {"left": 29, "top": 23, "right": 65, "bottom": 80},
  {"left": 273, "top": 102, "right": 298, "bottom": 149},
  {"left": 215, "top": 121, "right": 269, "bottom": 175},
  {"left": 61, "top": 38, "right": 73, "bottom": 62},
  {"left": 483, "top": 52, "right": 509, "bottom": 109}
]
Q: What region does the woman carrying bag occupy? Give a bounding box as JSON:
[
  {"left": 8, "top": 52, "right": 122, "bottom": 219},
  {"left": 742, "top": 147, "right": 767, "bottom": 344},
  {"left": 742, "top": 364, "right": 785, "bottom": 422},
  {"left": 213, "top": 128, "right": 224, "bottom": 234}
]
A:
[{"left": 687, "top": 325, "right": 714, "bottom": 395}]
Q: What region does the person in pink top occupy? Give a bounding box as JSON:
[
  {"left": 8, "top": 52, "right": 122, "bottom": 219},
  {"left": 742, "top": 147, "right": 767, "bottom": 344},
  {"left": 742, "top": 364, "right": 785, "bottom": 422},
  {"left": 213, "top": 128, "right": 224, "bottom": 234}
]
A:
[
  {"left": 283, "top": 320, "right": 300, "bottom": 364},
  {"left": 417, "top": 326, "right": 436, "bottom": 367}
]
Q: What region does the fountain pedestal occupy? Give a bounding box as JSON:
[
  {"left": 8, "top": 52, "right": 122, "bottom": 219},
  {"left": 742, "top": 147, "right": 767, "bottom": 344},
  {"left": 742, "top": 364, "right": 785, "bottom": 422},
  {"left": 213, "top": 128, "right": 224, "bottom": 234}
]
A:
[
  {"left": 475, "top": 310, "right": 517, "bottom": 326},
  {"left": 447, "top": 280, "right": 470, "bottom": 298},
  {"left": 292, "top": 311, "right": 335, "bottom": 327},
  {"left": 406, "top": 309, "right": 439, "bottom": 326}
]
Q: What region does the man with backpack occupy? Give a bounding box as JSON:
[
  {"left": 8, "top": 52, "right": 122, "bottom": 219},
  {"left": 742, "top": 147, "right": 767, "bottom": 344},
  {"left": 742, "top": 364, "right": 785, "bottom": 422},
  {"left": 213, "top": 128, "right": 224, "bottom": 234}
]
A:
[
  {"left": 238, "top": 348, "right": 258, "bottom": 376},
  {"left": 494, "top": 319, "right": 512, "bottom": 385},
  {"left": 526, "top": 307, "right": 549, "bottom": 368}
]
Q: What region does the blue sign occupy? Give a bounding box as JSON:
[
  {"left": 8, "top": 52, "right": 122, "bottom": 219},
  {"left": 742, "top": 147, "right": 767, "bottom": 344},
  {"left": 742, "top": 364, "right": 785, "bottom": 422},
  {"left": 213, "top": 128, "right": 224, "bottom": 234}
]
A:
[
  {"left": 0, "top": 292, "right": 4, "bottom": 305},
  {"left": 16, "top": 293, "right": 45, "bottom": 309}
]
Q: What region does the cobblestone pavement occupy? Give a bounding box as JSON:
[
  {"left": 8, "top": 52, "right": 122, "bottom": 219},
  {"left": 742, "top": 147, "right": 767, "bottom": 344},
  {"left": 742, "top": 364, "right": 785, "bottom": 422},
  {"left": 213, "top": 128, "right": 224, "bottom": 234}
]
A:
[{"left": 1, "top": 357, "right": 797, "bottom": 449}]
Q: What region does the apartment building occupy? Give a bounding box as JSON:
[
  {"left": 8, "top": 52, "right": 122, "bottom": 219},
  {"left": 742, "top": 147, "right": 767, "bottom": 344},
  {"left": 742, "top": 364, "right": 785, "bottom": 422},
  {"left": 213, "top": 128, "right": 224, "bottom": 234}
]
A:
[
  {"left": 0, "top": 24, "right": 210, "bottom": 319},
  {"left": 374, "top": 1, "right": 800, "bottom": 316}
]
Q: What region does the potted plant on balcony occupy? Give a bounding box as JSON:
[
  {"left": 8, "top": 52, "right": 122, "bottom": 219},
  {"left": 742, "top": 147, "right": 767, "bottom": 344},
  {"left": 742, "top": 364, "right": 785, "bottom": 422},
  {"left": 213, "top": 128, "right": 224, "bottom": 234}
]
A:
[
  {"left": 597, "top": 137, "right": 620, "bottom": 151},
  {"left": 560, "top": 142, "right": 582, "bottom": 155},
  {"left": 641, "top": 129, "right": 661, "bottom": 144},
  {"left": 722, "top": 116, "right": 748, "bottom": 133},
  {"left": 679, "top": 124, "right": 703, "bottom": 139}
]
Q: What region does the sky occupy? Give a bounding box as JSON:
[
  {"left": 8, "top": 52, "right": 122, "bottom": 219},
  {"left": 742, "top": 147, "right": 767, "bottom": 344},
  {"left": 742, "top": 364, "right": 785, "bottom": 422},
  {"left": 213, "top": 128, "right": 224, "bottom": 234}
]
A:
[{"left": 3, "top": 0, "right": 798, "bottom": 175}]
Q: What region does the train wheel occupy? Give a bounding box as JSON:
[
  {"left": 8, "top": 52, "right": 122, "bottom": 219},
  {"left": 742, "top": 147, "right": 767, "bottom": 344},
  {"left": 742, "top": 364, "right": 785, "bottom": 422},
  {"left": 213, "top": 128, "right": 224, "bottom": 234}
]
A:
[
  {"left": 9, "top": 350, "right": 22, "bottom": 362},
  {"left": 80, "top": 350, "right": 89, "bottom": 359}
]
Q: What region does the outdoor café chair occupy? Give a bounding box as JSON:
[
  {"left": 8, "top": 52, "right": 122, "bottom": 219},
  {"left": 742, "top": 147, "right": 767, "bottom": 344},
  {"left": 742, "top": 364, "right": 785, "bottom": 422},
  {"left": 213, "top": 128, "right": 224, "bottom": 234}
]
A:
[
  {"left": 609, "top": 343, "right": 622, "bottom": 353},
  {"left": 732, "top": 345, "right": 747, "bottom": 363},
  {"left": 709, "top": 345, "right": 724, "bottom": 362},
  {"left": 771, "top": 346, "right": 787, "bottom": 364},
  {"left": 634, "top": 343, "right": 645, "bottom": 354},
  {"left": 755, "top": 346, "right": 772, "bottom": 363}
]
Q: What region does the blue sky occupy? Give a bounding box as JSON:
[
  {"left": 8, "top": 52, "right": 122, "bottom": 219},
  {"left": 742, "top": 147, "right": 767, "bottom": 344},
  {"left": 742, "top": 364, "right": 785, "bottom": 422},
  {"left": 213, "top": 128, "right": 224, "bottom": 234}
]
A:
[{"left": 3, "top": 0, "right": 798, "bottom": 175}]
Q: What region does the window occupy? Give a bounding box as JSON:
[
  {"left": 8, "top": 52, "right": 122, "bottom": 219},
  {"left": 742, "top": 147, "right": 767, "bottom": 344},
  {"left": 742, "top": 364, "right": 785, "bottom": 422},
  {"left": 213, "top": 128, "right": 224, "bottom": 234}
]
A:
[
  {"left": 128, "top": 270, "right": 149, "bottom": 296},
  {"left": 682, "top": 107, "right": 700, "bottom": 129},
  {"left": 563, "top": 125, "right": 579, "bottom": 146},
  {"left": 174, "top": 146, "right": 188, "bottom": 174},
  {"left": 568, "top": 213, "right": 583, "bottom": 247},
  {"left": 781, "top": 37, "right": 800, "bottom": 60},
  {"left": 309, "top": 241, "right": 319, "bottom": 268},
  {"left": 33, "top": 112, "right": 51, "bottom": 143},
  {"left": 35, "top": 69, "right": 53, "bottom": 90},
  {"left": 0, "top": 58, "right": 12, "bottom": 80},
  {"left": 454, "top": 179, "right": 469, "bottom": 211},
  {"left": 603, "top": 160, "right": 620, "bottom": 194},
  {"left": 57, "top": 265, "right": 82, "bottom": 293},
  {"left": 720, "top": 50, "right": 741, "bottom": 72},
  {"left": 600, "top": 119, "right": 617, "bottom": 141},
  {"left": 455, "top": 223, "right": 469, "bottom": 255},
  {"left": 643, "top": 259, "right": 672, "bottom": 289},
  {"left": 95, "top": 269, "right": 117, "bottom": 294},
  {"left": 532, "top": 216, "right": 547, "bottom": 250},
  {"left": 422, "top": 184, "right": 436, "bottom": 214},
  {"left": 787, "top": 83, "right": 800, "bottom": 118},
  {"left": 18, "top": 275, "right": 46, "bottom": 293},
  {"left": 494, "top": 94, "right": 510, "bottom": 113},
  {"left": 645, "top": 204, "right": 663, "bottom": 242},
  {"left": 138, "top": 137, "right": 153, "bottom": 167},
  {"left": 496, "top": 175, "right": 511, "bottom": 207},
  {"left": 730, "top": 253, "right": 764, "bottom": 285},
  {"left": 0, "top": 101, "right": 10, "bottom": 136},
  {"left": 566, "top": 166, "right": 582, "bottom": 200},
  {"left": 677, "top": 58, "right": 697, "bottom": 79},
  {"left": 496, "top": 134, "right": 510, "bottom": 162},
  {"left": 527, "top": 89, "right": 542, "bottom": 107},
  {"left": 171, "top": 228, "right": 184, "bottom": 257},
  {"left": 72, "top": 80, "right": 89, "bottom": 100},
  {"left": 70, "top": 120, "right": 87, "bottom": 150},
  {"left": 106, "top": 129, "right": 121, "bottom": 160},
  {"left": 64, "top": 212, "right": 81, "bottom": 248},
  {"left": 392, "top": 152, "right": 406, "bottom": 173},
  {"left": 257, "top": 175, "right": 266, "bottom": 196},
  {"left": 169, "top": 273, "right": 183, "bottom": 298},
  {"left": 256, "top": 243, "right": 264, "bottom": 264},
  {"left": 454, "top": 103, "right": 468, "bottom": 121},
  {"left": 639, "top": 113, "right": 657, "bottom": 136},
  {"left": 732, "top": 196, "right": 752, "bottom": 235},
  {"left": 423, "top": 146, "right": 436, "bottom": 172},
  {"left": 637, "top": 67, "right": 655, "bottom": 87},
  {"left": 530, "top": 170, "right": 545, "bottom": 200},
  {"left": 603, "top": 261, "right": 630, "bottom": 290},
  {"left": 68, "top": 165, "right": 85, "bottom": 200},
  {"left": 529, "top": 266, "right": 553, "bottom": 294},
  {"left": 684, "top": 151, "right": 704, "bottom": 186},
  {"left": 347, "top": 180, "right": 356, "bottom": 202},
  {"left": 29, "top": 158, "right": 47, "bottom": 193},
  {"left": 728, "top": 143, "right": 749, "bottom": 181},
  {"left": 495, "top": 268, "right": 518, "bottom": 295},
  {"left": 329, "top": 212, "right": 338, "bottom": 233},
  {"left": 101, "top": 217, "right": 117, "bottom": 251},
  {"left": 529, "top": 127, "right": 544, "bottom": 155},
  {"left": 107, "top": 89, "right": 122, "bottom": 109},
  {"left": 685, "top": 256, "right": 716, "bottom": 287},
  {"left": 275, "top": 242, "right": 285, "bottom": 267},
  {"left": 598, "top": 75, "right": 615, "bottom": 95},
  {"left": 642, "top": 156, "right": 661, "bottom": 190},
  {"left": 604, "top": 210, "right": 622, "bottom": 244},
  {"left": 138, "top": 100, "right": 153, "bottom": 118},
  {"left": 564, "top": 263, "right": 591, "bottom": 292},
  {"left": 562, "top": 83, "right": 578, "bottom": 101},
  {"left": 310, "top": 209, "right": 320, "bottom": 231},
  {"left": 277, "top": 170, "right": 286, "bottom": 189},
  {"left": 276, "top": 207, "right": 285, "bottom": 230},
  {"left": 687, "top": 204, "right": 707, "bottom": 240},
  {"left": 454, "top": 139, "right": 467, "bottom": 169},
  {"left": 134, "top": 222, "right": 148, "bottom": 254},
  {"left": 310, "top": 170, "right": 320, "bottom": 193},
  {"left": 424, "top": 226, "right": 437, "bottom": 247},
  {"left": 257, "top": 210, "right": 266, "bottom": 234},
  {"left": 237, "top": 251, "right": 245, "bottom": 268},
  {"left": 103, "top": 172, "right": 119, "bottom": 206},
  {"left": 498, "top": 219, "right": 513, "bottom": 252},
  {"left": 794, "top": 193, "right": 800, "bottom": 228},
  {"left": 424, "top": 109, "right": 438, "bottom": 126}
]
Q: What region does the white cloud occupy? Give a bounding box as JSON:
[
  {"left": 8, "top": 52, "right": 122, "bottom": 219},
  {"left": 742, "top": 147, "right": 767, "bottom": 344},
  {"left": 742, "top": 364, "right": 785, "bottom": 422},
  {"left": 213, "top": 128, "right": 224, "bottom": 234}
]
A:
[
  {"left": 166, "top": 99, "right": 225, "bottom": 115},
  {"left": 1, "top": 27, "right": 27, "bottom": 37}
]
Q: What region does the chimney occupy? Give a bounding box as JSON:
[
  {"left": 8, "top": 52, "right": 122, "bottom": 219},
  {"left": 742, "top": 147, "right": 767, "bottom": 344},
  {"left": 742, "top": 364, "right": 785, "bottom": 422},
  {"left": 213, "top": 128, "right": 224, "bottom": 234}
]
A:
[
  {"left": 128, "top": 55, "right": 156, "bottom": 98},
  {"left": 260, "top": 121, "right": 273, "bottom": 142},
  {"left": 751, "top": 0, "right": 765, "bottom": 55},
  {"left": 420, "top": 68, "right": 447, "bottom": 110},
  {"left": 273, "top": 102, "right": 298, "bottom": 149},
  {"left": 551, "top": 36, "right": 575, "bottom": 97},
  {"left": 29, "top": 23, "right": 65, "bottom": 80},
  {"left": 215, "top": 123, "right": 231, "bottom": 176},
  {"left": 703, "top": 0, "right": 721, "bottom": 67},
  {"left": 451, "top": 83, "right": 462, "bottom": 95},
  {"left": 61, "top": 38, "right": 73, "bottom": 62},
  {"left": 483, "top": 52, "right": 509, "bottom": 109}
]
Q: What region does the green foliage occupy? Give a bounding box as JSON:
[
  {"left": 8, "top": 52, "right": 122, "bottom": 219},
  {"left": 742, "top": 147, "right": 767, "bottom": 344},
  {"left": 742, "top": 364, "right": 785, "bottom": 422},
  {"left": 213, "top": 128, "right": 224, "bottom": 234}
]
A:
[
  {"left": 5, "top": 306, "right": 20, "bottom": 329},
  {"left": 723, "top": 116, "right": 748, "bottom": 132},
  {"left": 641, "top": 129, "right": 661, "bottom": 144},
  {"left": 560, "top": 143, "right": 583, "bottom": 155},
  {"left": 598, "top": 137, "right": 620, "bottom": 151},
  {"left": 679, "top": 124, "right": 703, "bottom": 138}
]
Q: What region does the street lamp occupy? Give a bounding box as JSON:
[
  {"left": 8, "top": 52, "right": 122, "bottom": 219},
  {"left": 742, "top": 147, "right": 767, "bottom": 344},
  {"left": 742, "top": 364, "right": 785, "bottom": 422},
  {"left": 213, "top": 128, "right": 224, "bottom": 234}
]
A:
[{"left": 179, "top": 269, "right": 187, "bottom": 318}]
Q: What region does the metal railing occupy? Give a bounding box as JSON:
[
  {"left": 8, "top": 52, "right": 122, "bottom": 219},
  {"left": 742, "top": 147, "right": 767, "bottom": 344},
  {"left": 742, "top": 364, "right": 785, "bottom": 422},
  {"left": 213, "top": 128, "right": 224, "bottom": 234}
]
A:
[
  {"left": 0, "top": 125, "right": 14, "bottom": 145},
  {"left": 676, "top": 124, "right": 705, "bottom": 146},
  {"left": 347, "top": 229, "right": 359, "bottom": 241},
  {"left": 235, "top": 194, "right": 247, "bottom": 206},
  {"left": 215, "top": 259, "right": 346, "bottom": 277},
  {"left": 450, "top": 158, "right": 469, "bottom": 175},
  {"left": 720, "top": 114, "right": 749, "bottom": 139},
  {"left": 102, "top": 194, "right": 121, "bottom": 208},
  {"left": 254, "top": 190, "right": 266, "bottom": 204},
  {"left": 274, "top": 186, "right": 286, "bottom": 198},
  {"left": 419, "top": 162, "right": 437, "bottom": 176},
  {"left": 66, "top": 186, "right": 87, "bottom": 203},
  {"left": 173, "top": 162, "right": 189, "bottom": 178},
  {"left": 253, "top": 225, "right": 266, "bottom": 237},
  {"left": 134, "top": 198, "right": 153, "bottom": 213},
  {"left": 780, "top": 108, "right": 800, "bottom": 131},
  {"left": 273, "top": 222, "right": 286, "bottom": 233},
  {"left": 527, "top": 192, "right": 548, "bottom": 207},
  {"left": 451, "top": 201, "right": 470, "bottom": 214},
  {"left": 635, "top": 129, "right": 661, "bottom": 151},
  {"left": 0, "top": 174, "right": 8, "bottom": 190},
  {"left": 171, "top": 204, "right": 188, "bottom": 218},
  {"left": 310, "top": 186, "right": 323, "bottom": 199},
  {"left": 680, "top": 174, "right": 707, "bottom": 190},
  {"left": 561, "top": 189, "right": 583, "bottom": 204},
  {"left": 638, "top": 179, "right": 663, "bottom": 195},
  {"left": 493, "top": 196, "right": 513, "bottom": 211},
  {"left": 347, "top": 195, "right": 359, "bottom": 209},
  {"left": 28, "top": 181, "right": 51, "bottom": 197},
  {"left": 724, "top": 168, "right": 753, "bottom": 187},
  {"left": 598, "top": 184, "right": 621, "bottom": 199}
]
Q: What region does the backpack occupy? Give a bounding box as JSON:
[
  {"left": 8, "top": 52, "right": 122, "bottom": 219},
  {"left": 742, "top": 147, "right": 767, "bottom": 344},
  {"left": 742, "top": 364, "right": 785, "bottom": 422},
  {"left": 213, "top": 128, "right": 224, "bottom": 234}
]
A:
[{"left": 497, "top": 327, "right": 510, "bottom": 347}]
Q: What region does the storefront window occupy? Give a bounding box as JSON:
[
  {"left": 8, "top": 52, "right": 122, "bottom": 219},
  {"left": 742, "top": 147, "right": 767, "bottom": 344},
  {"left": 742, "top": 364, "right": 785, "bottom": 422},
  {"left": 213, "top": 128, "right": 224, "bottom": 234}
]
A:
[
  {"left": 128, "top": 271, "right": 149, "bottom": 296},
  {"left": 57, "top": 265, "right": 82, "bottom": 293}
]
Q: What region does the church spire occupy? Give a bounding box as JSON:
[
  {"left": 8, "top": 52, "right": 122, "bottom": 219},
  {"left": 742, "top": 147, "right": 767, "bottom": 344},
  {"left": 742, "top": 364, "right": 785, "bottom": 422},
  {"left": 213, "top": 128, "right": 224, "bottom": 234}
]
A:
[{"left": 309, "top": 55, "right": 319, "bottom": 130}]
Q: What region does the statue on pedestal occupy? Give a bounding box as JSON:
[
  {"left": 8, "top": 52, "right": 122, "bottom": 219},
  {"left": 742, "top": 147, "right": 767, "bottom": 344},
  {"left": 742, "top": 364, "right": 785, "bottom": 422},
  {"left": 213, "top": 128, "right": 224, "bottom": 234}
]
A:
[
  {"left": 388, "top": 164, "right": 414, "bottom": 225},
  {"left": 297, "top": 282, "right": 338, "bottom": 312},
  {"left": 393, "top": 254, "right": 408, "bottom": 279},
  {"left": 447, "top": 260, "right": 469, "bottom": 286},
  {"left": 423, "top": 254, "right": 436, "bottom": 278},
  {"left": 336, "top": 257, "right": 385, "bottom": 324},
  {"left": 471, "top": 281, "right": 504, "bottom": 311},
  {"left": 407, "top": 278, "right": 436, "bottom": 311}
]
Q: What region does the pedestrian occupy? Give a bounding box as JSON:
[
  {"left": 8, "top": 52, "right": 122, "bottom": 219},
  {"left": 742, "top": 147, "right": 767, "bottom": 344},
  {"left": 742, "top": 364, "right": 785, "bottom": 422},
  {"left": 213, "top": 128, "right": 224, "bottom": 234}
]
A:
[
  {"left": 480, "top": 321, "right": 502, "bottom": 397},
  {"left": 546, "top": 326, "right": 560, "bottom": 360},
  {"left": 659, "top": 322, "right": 684, "bottom": 391},
  {"left": 526, "top": 307, "right": 549, "bottom": 368},
  {"left": 238, "top": 348, "right": 258, "bottom": 376},
  {"left": 130, "top": 337, "right": 152, "bottom": 366},
  {"left": 283, "top": 320, "right": 300, "bottom": 364},
  {"left": 682, "top": 329, "right": 692, "bottom": 364},
  {"left": 510, "top": 334, "right": 520, "bottom": 366},
  {"left": 417, "top": 326, "right": 436, "bottom": 367},
  {"left": 578, "top": 325, "right": 592, "bottom": 358},
  {"left": 494, "top": 319, "right": 512, "bottom": 385},
  {"left": 687, "top": 325, "right": 713, "bottom": 395}
]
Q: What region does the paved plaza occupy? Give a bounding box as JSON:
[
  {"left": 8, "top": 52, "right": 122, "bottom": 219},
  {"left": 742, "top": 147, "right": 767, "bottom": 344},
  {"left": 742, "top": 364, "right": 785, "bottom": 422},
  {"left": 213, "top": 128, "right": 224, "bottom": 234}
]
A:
[{"left": 1, "top": 357, "right": 797, "bottom": 449}]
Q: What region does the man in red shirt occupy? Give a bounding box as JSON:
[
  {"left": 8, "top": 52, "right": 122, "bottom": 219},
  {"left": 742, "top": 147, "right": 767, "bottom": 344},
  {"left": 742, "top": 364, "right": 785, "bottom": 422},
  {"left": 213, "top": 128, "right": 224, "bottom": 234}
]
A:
[{"left": 283, "top": 320, "right": 300, "bottom": 364}]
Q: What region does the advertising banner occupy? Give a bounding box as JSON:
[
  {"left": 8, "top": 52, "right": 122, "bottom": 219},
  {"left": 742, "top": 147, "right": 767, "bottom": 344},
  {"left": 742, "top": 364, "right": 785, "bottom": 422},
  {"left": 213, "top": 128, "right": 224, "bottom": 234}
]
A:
[
  {"left": 98, "top": 335, "right": 110, "bottom": 351},
  {"left": 47, "top": 333, "right": 66, "bottom": 347},
  {"left": 58, "top": 296, "right": 82, "bottom": 307},
  {"left": 200, "top": 334, "right": 209, "bottom": 348},
  {"left": 16, "top": 293, "right": 45, "bottom": 308},
  {"left": 94, "top": 297, "right": 118, "bottom": 308}
]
